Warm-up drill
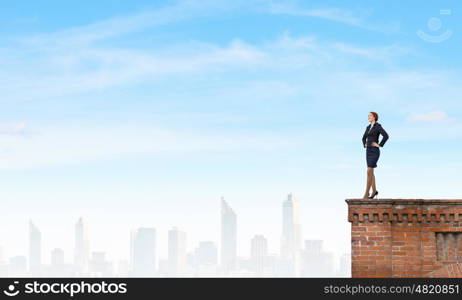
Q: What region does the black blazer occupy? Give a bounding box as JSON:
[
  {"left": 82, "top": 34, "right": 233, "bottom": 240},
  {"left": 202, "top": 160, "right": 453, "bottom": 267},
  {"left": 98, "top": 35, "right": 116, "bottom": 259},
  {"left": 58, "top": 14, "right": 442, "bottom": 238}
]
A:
[{"left": 362, "top": 122, "right": 389, "bottom": 148}]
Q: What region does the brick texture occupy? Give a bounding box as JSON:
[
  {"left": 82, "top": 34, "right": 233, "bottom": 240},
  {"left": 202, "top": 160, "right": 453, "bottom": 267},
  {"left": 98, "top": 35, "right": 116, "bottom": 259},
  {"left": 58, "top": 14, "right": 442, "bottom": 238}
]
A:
[{"left": 346, "top": 199, "right": 462, "bottom": 278}]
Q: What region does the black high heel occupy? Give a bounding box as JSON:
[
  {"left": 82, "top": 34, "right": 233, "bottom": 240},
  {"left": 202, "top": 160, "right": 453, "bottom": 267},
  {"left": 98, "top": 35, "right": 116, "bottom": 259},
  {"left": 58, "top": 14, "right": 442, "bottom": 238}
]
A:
[{"left": 368, "top": 191, "right": 379, "bottom": 199}]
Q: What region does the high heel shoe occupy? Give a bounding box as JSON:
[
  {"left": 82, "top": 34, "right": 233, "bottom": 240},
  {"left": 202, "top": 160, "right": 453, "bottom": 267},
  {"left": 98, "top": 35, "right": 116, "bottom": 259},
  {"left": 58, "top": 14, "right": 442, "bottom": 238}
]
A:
[{"left": 368, "top": 191, "right": 379, "bottom": 199}]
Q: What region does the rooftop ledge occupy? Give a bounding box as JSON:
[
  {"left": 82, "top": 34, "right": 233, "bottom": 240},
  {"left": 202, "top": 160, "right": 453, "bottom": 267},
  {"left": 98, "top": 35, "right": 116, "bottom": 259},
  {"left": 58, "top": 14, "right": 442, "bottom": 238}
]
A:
[
  {"left": 346, "top": 199, "right": 462, "bottom": 205},
  {"left": 346, "top": 199, "right": 462, "bottom": 223}
]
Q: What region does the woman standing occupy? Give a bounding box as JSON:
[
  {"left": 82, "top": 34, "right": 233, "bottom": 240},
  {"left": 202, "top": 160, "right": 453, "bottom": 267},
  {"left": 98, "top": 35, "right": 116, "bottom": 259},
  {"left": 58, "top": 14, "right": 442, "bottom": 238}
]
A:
[{"left": 362, "top": 112, "right": 389, "bottom": 199}]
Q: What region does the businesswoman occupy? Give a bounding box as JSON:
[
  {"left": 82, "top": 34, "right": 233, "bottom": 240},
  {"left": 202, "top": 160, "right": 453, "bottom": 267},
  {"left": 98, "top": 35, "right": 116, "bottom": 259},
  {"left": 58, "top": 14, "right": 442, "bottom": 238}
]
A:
[{"left": 362, "top": 112, "right": 389, "bottom": 199}]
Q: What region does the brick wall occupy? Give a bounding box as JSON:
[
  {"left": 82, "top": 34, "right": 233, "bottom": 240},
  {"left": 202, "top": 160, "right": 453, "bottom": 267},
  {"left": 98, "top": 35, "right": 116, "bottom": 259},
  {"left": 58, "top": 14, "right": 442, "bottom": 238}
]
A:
[{"left": 346, "top": 199, "right": 462, "bottom": 278}]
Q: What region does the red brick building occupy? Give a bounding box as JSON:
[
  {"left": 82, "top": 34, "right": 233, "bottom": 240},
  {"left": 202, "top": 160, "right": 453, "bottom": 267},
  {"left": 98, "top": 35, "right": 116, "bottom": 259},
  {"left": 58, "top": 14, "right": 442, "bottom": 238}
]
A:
[{"left": 346, "top": 199, "right": 462, "bottom": 277}]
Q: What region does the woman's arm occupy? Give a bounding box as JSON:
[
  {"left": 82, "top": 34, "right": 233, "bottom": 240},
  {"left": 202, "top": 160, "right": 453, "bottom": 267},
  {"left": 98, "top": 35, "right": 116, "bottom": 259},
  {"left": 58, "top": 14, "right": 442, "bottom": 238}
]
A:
[
  {"left": 378, "top": 126, "right": 389, "bottom": 147},
  {"left": 362, "top": 127, "right": 368, "bottom": 147}
]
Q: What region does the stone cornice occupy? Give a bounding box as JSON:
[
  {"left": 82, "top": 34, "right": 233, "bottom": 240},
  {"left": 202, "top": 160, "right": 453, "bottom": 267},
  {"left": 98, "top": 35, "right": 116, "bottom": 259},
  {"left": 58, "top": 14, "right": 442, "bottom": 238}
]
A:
[{"left": 346, "top": 199, "right": 462, "bottom": 223}]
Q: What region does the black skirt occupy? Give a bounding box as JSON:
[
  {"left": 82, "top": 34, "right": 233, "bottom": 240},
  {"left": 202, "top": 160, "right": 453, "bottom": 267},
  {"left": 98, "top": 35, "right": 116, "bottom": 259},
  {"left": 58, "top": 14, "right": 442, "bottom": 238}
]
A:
[{"left": 366, "top": 146, "right": 380, "bottom": 168}]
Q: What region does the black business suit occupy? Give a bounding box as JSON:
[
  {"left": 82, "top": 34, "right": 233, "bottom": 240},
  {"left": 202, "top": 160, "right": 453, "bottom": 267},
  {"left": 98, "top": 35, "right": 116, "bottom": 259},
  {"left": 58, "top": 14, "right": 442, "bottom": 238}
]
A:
[{"left": 362, "top": 122, "right": 389, "bottom": 168}]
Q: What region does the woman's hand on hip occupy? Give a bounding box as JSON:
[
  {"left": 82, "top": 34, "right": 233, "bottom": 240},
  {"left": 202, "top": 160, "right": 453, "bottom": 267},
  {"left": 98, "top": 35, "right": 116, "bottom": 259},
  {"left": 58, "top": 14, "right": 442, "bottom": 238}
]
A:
[{"left": 371, "top": 142, "right": 380, "bottom": 147}]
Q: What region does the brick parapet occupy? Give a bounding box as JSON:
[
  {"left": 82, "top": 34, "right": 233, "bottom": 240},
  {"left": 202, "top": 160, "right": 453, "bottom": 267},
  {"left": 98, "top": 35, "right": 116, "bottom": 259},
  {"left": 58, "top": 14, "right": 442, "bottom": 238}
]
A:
[{"left": 346, "top": 199, "right": 462, "bottom": 278}]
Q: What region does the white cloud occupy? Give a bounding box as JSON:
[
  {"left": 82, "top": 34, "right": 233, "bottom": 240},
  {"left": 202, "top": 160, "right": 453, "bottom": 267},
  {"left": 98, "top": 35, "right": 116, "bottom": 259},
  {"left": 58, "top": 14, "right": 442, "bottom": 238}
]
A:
[
  {"left": 1, "top": 39, "right": 266, "bottom": 102},
  {"left": 0, "top": 123, "right": 302, "bottom": 170},
  {"left": 268, "top": 3, "right": 400, "bottom": 32},
  {"left": 0, "top": 1, "right": 409, "bottom": 103},
  {"left": 2, "top": 27, "right": 415, "bottom": 103},
  {"left": 17, "top": 0, "right": 394, "bottom": 52},
  {"left": 0, "top": 122, "right": 28, "bottom": 135},
  {"left": 269, "top": 5, "right": 363, "bottom": 26},
  {"left": 331, "top": 42, "right": 411, "bottom": 60},
  {"left": 407, "top": 110, "right": 456, "bottom": 123},
  {"left": 1, "top": 3, "right": 461, "bottom": 171},
  {"left": 14, "top": 0, "right": 300, "bottom": 50},
  {"left": 17, "top": 0, "right": 243, "bottom": 49}
]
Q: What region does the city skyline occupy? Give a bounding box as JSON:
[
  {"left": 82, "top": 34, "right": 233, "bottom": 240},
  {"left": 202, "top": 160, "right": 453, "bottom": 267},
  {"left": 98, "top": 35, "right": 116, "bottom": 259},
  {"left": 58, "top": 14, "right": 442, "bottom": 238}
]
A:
[{"left": 0, "top": 194, "right": 349, "bottom": 277}]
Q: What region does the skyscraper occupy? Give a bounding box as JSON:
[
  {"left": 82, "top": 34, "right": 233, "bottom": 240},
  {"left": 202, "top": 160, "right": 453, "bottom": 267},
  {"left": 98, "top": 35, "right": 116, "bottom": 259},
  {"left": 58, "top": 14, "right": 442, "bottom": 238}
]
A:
[
  {"left": 0, "top": 245, "right": 4, "bottom": 264},
  {"left": 51, "top": 248, "right": 65, "bottom": 267},
  {"left": 194, "top": 241, "right": 218, "bottom": 266},
  {"left": 220, "top": 197, "right": 237, "bottom": 273},
  {"left": 301, "top": 239, "right": 334, "bottom": 277},
  {"left": 130, "top": 227, "right": 156, "bottom": 276},
  {"left": 337, "top": 252, "right": 351, "bottom": 277},
  {"left": 89, "top": 251, "right": 113, "bottom": 276},
  {"left": 0, "top": 246, "right": 7, "bottom": 277},
  {"left": 29, "top": 220, "right": 42, "bottom": 274},
  {"left": 251, "top": 235, "right": 268, "bottom": 275},
  {"left": 168, "top": 227, "right": 187, "bottom": 276},
  {"left": 9, "top": 256, "right": 27, "bottom": 277},
  {"left": 280, "top": 193, "right": 302, "bottom": 274},
  {"left": 74, "top": 217, "right": 90, "bottom": 274}
]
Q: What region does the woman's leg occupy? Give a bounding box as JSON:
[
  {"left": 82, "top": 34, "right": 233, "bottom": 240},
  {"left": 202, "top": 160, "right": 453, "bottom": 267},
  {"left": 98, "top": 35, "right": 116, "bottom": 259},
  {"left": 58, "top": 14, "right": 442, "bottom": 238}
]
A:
[
  {"left": 363, "top": 167, "right": 373, "bottom": 198},
  {"left": 371, "top": 168, "right": 376, "bottom": 193}
]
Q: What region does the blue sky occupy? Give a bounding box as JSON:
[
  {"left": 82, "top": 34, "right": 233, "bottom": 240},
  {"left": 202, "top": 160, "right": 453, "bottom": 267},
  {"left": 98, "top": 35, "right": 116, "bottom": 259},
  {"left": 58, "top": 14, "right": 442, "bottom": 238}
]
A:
[{"left": 1, "top": 0, "right": 462, "bottom": 263}]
